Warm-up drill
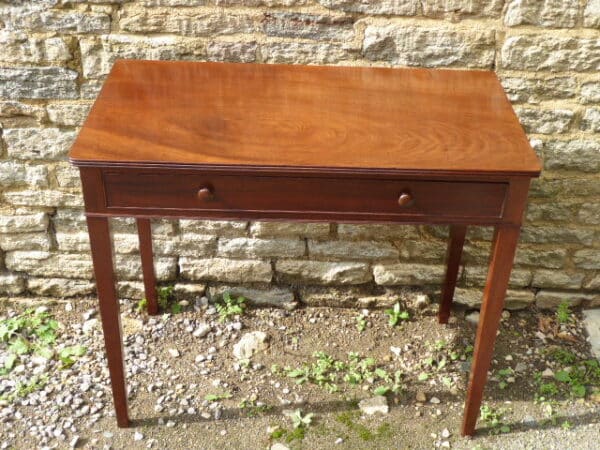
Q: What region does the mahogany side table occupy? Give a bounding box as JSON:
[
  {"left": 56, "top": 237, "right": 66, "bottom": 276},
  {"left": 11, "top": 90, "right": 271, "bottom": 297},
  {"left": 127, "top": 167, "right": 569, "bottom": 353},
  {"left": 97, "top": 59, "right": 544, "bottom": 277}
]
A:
[{"left": 69, "top": 60, "right": 541, "bottom": 436}]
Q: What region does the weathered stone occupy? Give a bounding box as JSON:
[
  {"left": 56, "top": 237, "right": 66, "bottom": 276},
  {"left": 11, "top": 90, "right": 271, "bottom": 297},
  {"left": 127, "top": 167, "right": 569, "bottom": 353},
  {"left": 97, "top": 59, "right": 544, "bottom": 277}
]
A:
[
  {"left": 584, "top": 0, "right": 600, "bottom": 28},
  {"left": 218, "top": 237, "right": 305, "bottom": 258},
  {"left": 26, "top": 278, "right": 95, "bottom": 297},
  {"left": 463, "top": 266, "right": 532, "bottom": 288},
  {"left": 398, "top": 239, "right": 447, "bottom": 262},
  {"left": 172, "top": 283, "right": 206, "bottom": 299},
  {"left": 119, "top": 6, "right": 256, "bottom": 36},
  {"left": 117, "top": 281, "right": 145, "bottom": 299},
  {"left": 578, "top": 203, "right": 600, "bottom": 225},
  {"left": 0, "top": 232, "right": 51, "bottom": 251},
  {"left": 0, "top": 32, "right": 71, "bottom": 63},
  {"left": 573, "top": 249, "right": 600, "bottom": 269},
  {"left": 534, "top": 290, "right": 595, "bottom": 310},
  {"left": 206, "top": 41, "right": 257, "bottom": 62},
  {"left": 54, "top": 163, "right": 82, "bottom": 189},
  {"left": 363, "top": 25, "right": 495, "bottom": 68},
  {"left": 4, "top": 128, "right": 77, "bottom": 160},
  {"left": 260, "top": 41, "right": 350, "bottom": 64},
  {"left": 46, "top": 103, "right": 92, "bottom": 127},
  {"left": 544, "top": 140, "right": 600, "bottom": 173},
  {"left": 585, "top": 274, "right": 600, "bottom": 290},
  {"left": 581, "top": 108, "right": 600, "bottom": 132},
  {"left": 180, "top": 257, "right": 273, "bottom": 283},
  {"left": 0, "top": 67, "right": 78, "bottom": 99},
  {"left": 501, "top": 35, "right": 600, "bottom": 72},
  {"left": 180, "top": 219, "right": 247, "bottom": 236},
  {"left": 0, "top": 273, "right": 25, "bottom": 295},
  {"left": 520, "top": 226, "right": 594, "bottom": 246},
  {"left": 0, "top": 162, "right": 48, "bottom": 188},
  {"left": 233, "top": 331, "right": 268, "bottom": 359},
  {"left": 581, "top": 82, "right": 600, "bottom": 104},
  {"left": 114, "top": 255, "right": 177, "bottom": 281},
  {"left": 504, "top": 0, "right": 580, "bottom": 28},
  {"left": 501, "top": 77, "right": 576, "bottom": 104},
  {"left": 582, "top": 310, "right": 600, "bottom": 361},
  {"left": 422, "top": 0, "right": 503, "bottom": 18},
  {"left": 373, "top": 263, "right": 445, "bottom": 286},
  {"left": 515, "top": 108, "right": 574, "bottom": 134},
  {"left": 157, "top": 233, "right": 216, "bottom": 256},
  {"left": 3, "top": 190, "right": 83, "bottom": 208},
  {"left": 5, "top": 251, "right": 93, "bottom": 279},
  {"left": 55, "top": 232, "right": 90, "bottom": 253},
  {"left": 80, "top": 35, "right": 205, "bottom": 78},
  {"left": 277, "top": 260, "right": 371, "bottom": 285},
  {"left": 208, "top": 285, "right": 296, "bottom": 309},
  {"left": 338, "top": 224, "right": 419, "bottom": 240},
  {"left": 532, "top": 270, "right": 584, "bottom": 290},
  {"left": 515, "top": 247, "right": 566, "bottom": 269},
  {"left": 250, "top": 222, "right": 329, "bottom": 239},
  {"left": 318, "top": 0, "right": 419, "bottom": 15},
  {"left": 263, "top": 12, "right": 354, "bottom": 41},
  {"left": 0, "top": 213, "right": 48, "bottom": 233},
  {"left": 215, "top": 0, "right": 309, "bottom": 5},
  {"left": 358, "top": 396, "right": 388, "bottom": 415},
  {"left": 526, "top": 200, "right": 579, "bottom": 223},
  {"left": 299, "top": 286, "right": 375, "bottom": 307},
  {"left": 0, "top": 100, "right": 46, "bottom": 121},
  {"left": 531, "top": 176, "right": 600, "bottom": 198},
  {"left": 10, "top": 10, "right": 110, "bottom": 34},
  {"left": 309, "top": 240, "right": 398, "bottom": 260},
  {"left": 454, "top": 288, "right": 535, "bottom": 310}
]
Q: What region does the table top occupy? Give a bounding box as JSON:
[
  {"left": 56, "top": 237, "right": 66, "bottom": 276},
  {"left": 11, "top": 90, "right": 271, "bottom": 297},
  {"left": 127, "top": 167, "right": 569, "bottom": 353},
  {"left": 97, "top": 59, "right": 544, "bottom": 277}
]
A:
[{"left": 69, "top": 60, "right": 541, "bottom": 177}]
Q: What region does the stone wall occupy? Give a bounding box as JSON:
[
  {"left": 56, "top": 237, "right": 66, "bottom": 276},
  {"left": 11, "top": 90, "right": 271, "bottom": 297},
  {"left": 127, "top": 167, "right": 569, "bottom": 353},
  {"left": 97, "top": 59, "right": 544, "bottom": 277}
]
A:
[{"left": 0, "top": 0, "right": 599, "bottom": 310}]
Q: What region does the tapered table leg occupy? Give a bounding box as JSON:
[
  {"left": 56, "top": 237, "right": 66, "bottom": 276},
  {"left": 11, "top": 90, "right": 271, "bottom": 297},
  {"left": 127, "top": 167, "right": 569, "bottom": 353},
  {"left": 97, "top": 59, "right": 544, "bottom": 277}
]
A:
[
  {"left": 137, "top": 218, "right": 158, "bottom": 315},
  {"left": 461, "top": 225, "right": 521, "bottom": 436},
  {"left": 438, "top": 225, "right": 467, "bottom": 324},
  {"left": 87, "top": 216, "right": 130, "bottom": 428}
]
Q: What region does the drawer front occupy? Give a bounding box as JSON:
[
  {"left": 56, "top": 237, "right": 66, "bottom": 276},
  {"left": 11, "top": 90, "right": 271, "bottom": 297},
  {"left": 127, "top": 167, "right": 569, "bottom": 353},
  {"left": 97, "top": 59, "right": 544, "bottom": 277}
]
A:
[{"left": 101, "top": 170, "right": 507, "bottom": 221}]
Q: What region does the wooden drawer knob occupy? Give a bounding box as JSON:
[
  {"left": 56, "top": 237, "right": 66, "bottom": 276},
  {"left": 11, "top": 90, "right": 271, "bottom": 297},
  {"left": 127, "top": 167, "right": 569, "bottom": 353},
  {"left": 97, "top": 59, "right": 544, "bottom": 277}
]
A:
[
  {"left": 397, "top": 191, "right": 413, "bottom": 207},
  {"left": 197, "top": 187, "right": 214, "bottom": 201}
]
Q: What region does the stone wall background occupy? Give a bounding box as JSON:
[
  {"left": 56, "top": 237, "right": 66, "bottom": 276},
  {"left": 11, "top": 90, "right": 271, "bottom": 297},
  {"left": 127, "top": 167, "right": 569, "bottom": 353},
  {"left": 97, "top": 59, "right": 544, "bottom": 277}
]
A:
[{"left": 0, "top": 0, "right": 599, "bottom": 310}]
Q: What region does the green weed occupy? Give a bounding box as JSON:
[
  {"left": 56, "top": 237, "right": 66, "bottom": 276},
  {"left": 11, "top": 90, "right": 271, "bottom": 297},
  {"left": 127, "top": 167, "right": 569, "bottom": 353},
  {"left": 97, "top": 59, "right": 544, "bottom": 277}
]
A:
[
  {"left": 479, "top": 404, "right": 510, "bottom": 434},
  {"left": 384, "top": 302, "right": 409, "bottom": 327},
  {"left": 216, "top": 292, "right": 246, "bottom": 322}
]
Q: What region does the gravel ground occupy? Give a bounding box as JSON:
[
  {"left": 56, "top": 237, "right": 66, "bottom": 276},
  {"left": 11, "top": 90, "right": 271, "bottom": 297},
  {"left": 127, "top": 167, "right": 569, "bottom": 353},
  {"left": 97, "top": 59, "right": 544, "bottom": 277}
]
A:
[{"left": 1, "top": 292, "right": 599, "bottom": 450}]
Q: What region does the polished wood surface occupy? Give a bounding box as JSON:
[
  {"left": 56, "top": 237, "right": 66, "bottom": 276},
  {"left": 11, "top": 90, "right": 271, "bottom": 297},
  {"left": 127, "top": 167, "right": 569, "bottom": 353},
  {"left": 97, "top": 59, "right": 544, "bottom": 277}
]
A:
[
  {"left": 86, "top": 217, "right": 129, "bottom": 427},
  {"left": 438, "top": 225, "right": 467, "bottom": 324},
  {"left": 73, "top": 61, "right": 539, "bottom": 436},
  {"left": 70, "top": 60, "right": 541, "bottom": 177},
  {"left": 97, "top": 168, "right": 508, "bottom": 223}
]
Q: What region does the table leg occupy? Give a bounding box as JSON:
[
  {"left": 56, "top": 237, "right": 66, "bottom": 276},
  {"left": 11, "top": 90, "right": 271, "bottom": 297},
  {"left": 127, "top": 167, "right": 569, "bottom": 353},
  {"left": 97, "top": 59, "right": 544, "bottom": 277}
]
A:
[
  {"left": 137, "top": 218, "right": 159, "bottom": 315},
  {"left": 86, "top": 216, "right": 130, "bottom": 428},
  {"left": 438, "top": 225, "right": 467, "bottom": 324},
  {"left": 461, "top": 225, "right": 520, "bottom": 436}
]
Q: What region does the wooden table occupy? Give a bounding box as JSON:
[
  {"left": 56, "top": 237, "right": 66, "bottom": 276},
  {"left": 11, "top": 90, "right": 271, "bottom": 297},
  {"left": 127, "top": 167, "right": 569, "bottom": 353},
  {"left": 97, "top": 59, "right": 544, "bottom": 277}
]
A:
[{"left": 69, "top": 60, "right": 541, "bottom": 436}]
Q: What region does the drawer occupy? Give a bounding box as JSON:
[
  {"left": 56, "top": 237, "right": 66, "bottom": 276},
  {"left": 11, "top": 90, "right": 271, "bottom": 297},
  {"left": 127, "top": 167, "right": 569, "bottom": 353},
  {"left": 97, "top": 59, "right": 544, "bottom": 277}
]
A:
[{"left": 102, "top": 171, "right": 507, "bottom": 221}]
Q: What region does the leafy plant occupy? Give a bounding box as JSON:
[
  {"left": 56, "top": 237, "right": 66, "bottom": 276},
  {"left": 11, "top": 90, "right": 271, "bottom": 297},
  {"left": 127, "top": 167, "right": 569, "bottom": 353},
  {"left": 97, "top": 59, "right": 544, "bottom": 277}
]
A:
[
  {"left": 290, "top": 409, "right": 314, "bottom": 429},
  {"left": 556, "top": 301, "right": 572, "bottom": 325},
  {"left": 356, "top": 314, "right": 367, "bottom": 332},
  {"left": 282, "top": 351, "right": 394, "bottom": 395},
  {"left": 0, "top": 308, "right": 59, "bottom": 375},
  {"left": 384, "top": 302, "right": 409, "bottom": 327},
  {"left": 58, "top": 345, "right": 87, "bottom": 369},
  {"left": 137, "top": 286, "right": 180, "bottom": 314},
  {"left": 216, "top": 292, "right": 246, "bottom": 322},
  {"left": 480, "top": 405, "right": 510, "bottom": 434},
  {"left": 239, "top": 397, "right": 271, "bottom": 417},
  {"left": 0, "top": 375, "right": 48, "bottom": 403},
  {"left": 204, "top": 391, "right": 233, "bottom": 402},
  {"left": 496, "top": 368, "right": 514, "bottom": 390}
]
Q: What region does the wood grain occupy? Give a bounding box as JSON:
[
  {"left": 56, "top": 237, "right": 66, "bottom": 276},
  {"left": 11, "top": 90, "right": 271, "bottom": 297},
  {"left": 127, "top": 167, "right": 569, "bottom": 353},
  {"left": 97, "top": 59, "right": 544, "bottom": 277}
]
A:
[{"left": 70, "top": 60, "right": 541, "bottom": 177}]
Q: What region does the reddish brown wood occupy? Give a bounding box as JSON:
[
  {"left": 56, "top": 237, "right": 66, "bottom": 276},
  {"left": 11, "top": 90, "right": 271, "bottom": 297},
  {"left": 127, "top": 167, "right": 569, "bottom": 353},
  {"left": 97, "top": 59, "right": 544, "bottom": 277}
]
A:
[
  {"left": 86, "top": 216, "right": 130, "bottom": 427},
  {"left": 137, "top": 218, "right": 158, "bottom": 315},
  {"left": 438, "top": 225, "right": 467, "bottom": 324},
  {"left": 397, "top": 192, "right": 413, "bottom": 207},
  {"left": 71, "top": 61, "right": 541, "bottom": 435},
  {"left": 69, "top": 61, "right": 541, "bottom": 178},
  {"left": 462, "top": 225, "right": 521, "bottom": 436},
  {"left": 99, "top": 170, "right": 508, "bottom": 222}
]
